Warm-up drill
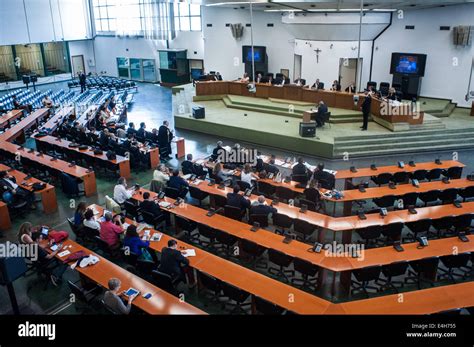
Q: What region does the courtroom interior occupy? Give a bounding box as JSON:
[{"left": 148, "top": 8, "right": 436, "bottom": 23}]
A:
[{"left": 1, "top": 0, "right": 474, "bottom": 332}]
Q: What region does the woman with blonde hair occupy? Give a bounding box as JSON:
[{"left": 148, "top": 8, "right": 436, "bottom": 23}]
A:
[{"left": 240, "top": 163, "right": 258, "bottom": 186}]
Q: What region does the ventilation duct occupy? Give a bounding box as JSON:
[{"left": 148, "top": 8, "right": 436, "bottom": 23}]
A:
[
  {"left": 230, "top": 23, "right": 244, "bottom": 40},
  {"left": 453, "top": 25, "right": 473, "bottom": 46}
]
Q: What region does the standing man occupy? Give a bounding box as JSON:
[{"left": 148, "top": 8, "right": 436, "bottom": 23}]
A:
[
  {"left": 360, "top": 90, "right": 372, "bottom": 131},
  {"left": 158, "top": 120, "right": 174, "bottom": 159},
  {"left": 78, "top": 71, "right": 87, "bottom": 93}
]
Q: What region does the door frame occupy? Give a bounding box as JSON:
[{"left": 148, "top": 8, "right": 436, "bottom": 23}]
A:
[{"left": 71, "top": 54, "right": 85, "bottom": 78}]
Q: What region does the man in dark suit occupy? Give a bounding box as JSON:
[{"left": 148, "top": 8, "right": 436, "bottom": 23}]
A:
[
  {"left": 140, "top": 192, "right": 170, "bottom": 225},
  {"left": 313, "top": 163, "right": 335, "bottom": 190},
  {"left": 315, "top": 101, "right": 328, "bottom": 127},
  {"left": 331, "top": 80, "right": 341, "bottom": 91},
  {"left": 168, "top": 169, "right": 189, "bottom": 198},
  {"left": 136, "top": 122, "right": 146, "bottom": 139},
  {"left": 127, "top": 122, "right": 137, "bottom": 136},
  {"left": 181, "top": 154, "right": 205, "bottom": 176},
  {"left": 158, "top": 120, "right": 174, "bottom": 159},
  {"left": 292, "top": 157, "right": 310, "bottom": 183},
  {"left": 79, "top": 71, "right": 87, "bottom": 93},
  {"left": 345, "top": 82, "right": 356, "bottom": 93},
  {"left": 211, "top": 141, "right": 223, "bottom": 161},
  {"left": 360, "top": 90, "right": 372, "bottom": 131},
  {"left": 159, "top": 239, "right": 194, "bottom": 285},
  {"left": 227, "top": 185, "right": 250, "bottom": 212},
  {"left": 263, "top": 155, "right": 279, "bottom": 175},
  {"left": 250, "top": 196, "right": 277, "bottom": 217}
]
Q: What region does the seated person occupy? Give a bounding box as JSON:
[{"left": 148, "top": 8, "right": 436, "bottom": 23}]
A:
[
  {"left": 136, "top": 122, "right": 146, "bottom": 138},
  {"left": 103, "top": 278, "right": 136, "bottom": 314},
  {"left": 123, "top": 224, "right": 150, "bottom": 259},
  {"left": 73, "top": 202, "right": 87, "bottom": 227},
  {"left": 181, "top": 154, "right": 206, "bottom": 177},
  {"left": 140, "top": 191, "right": 161, "bottom": 215},
  {"left": 227, "top": 185, "right": 250, "bottom": 212},
  {"left": 12, "top": 95, "right": 32, "bottom": 113},
  {"left": 127, "top": 122, "right": 137, "bottom": 136},
  {"left": 239, "top": 72, "right": 250, "bottom": 83},
  {"left": 311, "top": 79, "right": 321, "bottom": 89},
  {"left": 386, "top": 87, "right": 399, "bottom": 101},
  {"left": 99, "top": 212, "right": 124, "bottom": 249},
  {"left": 99, "top": 129, "right": 110, "bottom": 147},
  {"left": 330, "top": 80, "right": 341, "bottom": 91},
  {"left": 345, "top": 82, "right": 356, "bottom": 93},
  {"left": 211, "top": 141, "right": 224, "bottom": 161},
  {"left": 42, "top": 95, "right": 54, "bottom": 108},
  {"left": 159, "top": 239, "right": 195, "bottom": 286},
  {"left": 294, "top": 77, "right": 305, "bottom": 86},
  {"left": 18, "top": 222, "right": 67, "bottom": 286},
  {"left": 86, "top": 127, "right": 99, "bottom": 145},
  {"left": 116, "top": 125, "right": 127, "bottom": 139},
  {"left": 153, "top": 164, "right": 170, "bottom": 185},
  {"left": 263, "top": 155, "right": 279, "bottom": 175},
  {"left": 240, "top": 164, "right": 259, "bottom": 186},
  {"left": 312, "top": 163, "right": 335, "bottom": 190},
  {"left": 255, "top": 73, "right": 263, "bottom": 83},
  {"left": 113, "top": 177, "right": 133, "bottom": 205},
  {"left": 292, "top": 157, "right": 311, "bottom": 183},
  {"left": 167, "top": 169, "right": 189, "bottom": 198},
  {"left": 211, "top": 162, "right": 228, "bottom": 184},
  {"left": 0, "top": 170, "right": 35, "bottom": 209},
  {"left": 315, "top": 101, "right": 328, "bottom": 127},
  {"left": 250, "top": 195, "right": 277, "bottom": 217},
  {"left": 214, "top": 72, "right": 223, "bottom": 81},
  {"left": 83, "top": 208, "right": 100, "bottom": 230}
]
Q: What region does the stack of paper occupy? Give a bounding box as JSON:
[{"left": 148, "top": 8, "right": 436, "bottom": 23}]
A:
[{"left": 182, "top": 249, "right": 196, "bottom": 257}]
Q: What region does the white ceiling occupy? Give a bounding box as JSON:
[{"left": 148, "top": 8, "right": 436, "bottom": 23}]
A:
[{"left": 198, "top": 0, "right": 474, "bottom": 11}]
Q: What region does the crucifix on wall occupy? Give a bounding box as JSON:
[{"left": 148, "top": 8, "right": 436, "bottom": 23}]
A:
[{"left": 314, "top": 48, "right": 322, "bottom": 63}]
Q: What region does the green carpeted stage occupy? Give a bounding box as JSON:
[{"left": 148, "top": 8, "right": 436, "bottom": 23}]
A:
[{"left": 173, "top": 86, "right": 474, "bottom": 159}]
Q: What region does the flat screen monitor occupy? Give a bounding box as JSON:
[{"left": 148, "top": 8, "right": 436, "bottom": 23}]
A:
[
  {"left": 242, "top": 46, "right": 266, "bottom": 64},
  {"left": 390, "top": 53, "right": 427, "bottom": 76}
]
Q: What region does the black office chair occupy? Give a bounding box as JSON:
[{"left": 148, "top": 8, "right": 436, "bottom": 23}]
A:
[
  {"left": 292, "top": 258, "right": 319, "bottom": 291},
  {"left": 141, "top": 210, "right": 165, "bottom": 230},
  {"left": 267, "top": 249, "right": 295, "bottom": 283},
  {"left": 298, "top": 198, "right": 317, "bottom": 213},
  {"left": 67, "top": 280, "right": 101, "bottom": 313},
  {"left": 175, "top": 215, "right": 198, "bottom": 241},
  {"left": 356, "top": 225, "right": 382, "bottom": 248},
  {"left": 392, "top": 171, "right": 409, "bottom": 184},
  {"left": 197, "top": 223, "right": 218, "bottom": 250},
  {"left": 164, "top": 186, "right": 180, "bottom": 199},
  {"left": 439, "top": 253, "right": 471, "bottom": 283},
  {"left": 67, "top": 217, "right": 85, "bottom": 243},
  {"left": 214, "top": 230, "right": 238, "bottom": 259},
  {"left": 235, "top": 180, "right": 251, "bottom": 192},
  {"left": 211, "top": 193, "right": 228, "bottom": 209},
  {"left": 292, "top": 174, "right": 308, "bottom": 185},
  {"left": 221, "top": 282, "right": 252, "bottom": 314},
  {"left": 198, "top": 271, "right": 223, "bottom": 304},
  {"left": 379, "top": 82, "right": 390, "bottom": 96},
  {"left": 403, "top": 218, "right": 432, "bottom": 242},
  {"left": 400, "top": 192, "right": 419, "bottom": 208},
  {"left": 366, "top": 81, "right": 377, "bottom": 91},
  {"left": 410, "top": 169, "right": 428, "bottom": 181},
  {"left": 460, "top": 186, "right": 474, "bottom": 202},
  {"left": 249, "top": 214, "right": 269, "bottom": 228},
  {"left": 272, "top": 213, "right": 294, "bottom": 235},
  {"left": 224, "top": 205, "right": 244, "bottom": 221},
  {"left": 257, "top": 181, "right": 276, "bottom": 198},
  {"left": 378, "top": 261, "right": 409, "bottom": 293},
  {"left": 275, "top": 186, "right": 296, "bottom": 203},
  {"left": 94, "top": 236, "right": 118, "bottom": 258},
  {"left": 240, "top": 239, "right": 267, "bottom": 270},
  {"left": 293, "top": 219, "right": 316, "bottom": 242},
  {"left": 381, "top": 222, "right": 403, "bottom": 244},
  {"left": 371, "top": 173, "right": 393, "bottom": 186},
  {"left": 351, "top": 265, "right": 381, "bottom": 297},
  {"left": 438, "top": 188, "right": 459, "bottom": 204},
  {"left": 188, "top": 186, "right": 209, "bottom": 206},
  {"left": 419, "top": 190, "right": 441, "bottom": 206},
  {"left": 373, "top": 195, "right": 396, "bottom": 209},
  {"left": 124, "top": 200, "right": 141, "bottom": 221},
  {"left": 426, "top": 168, "right": 443, "bottom": 181},
  {"left": 431, "top": 215, "right": 455, "bottom": 238},
  {"left": 453, "top": 213, "right": 473, "bottom": 234},
  {"left": 151, "top": 270, "right": 178, "bottom": 296},
  {"left": 443, "top": 166, "right": 463, "bottom": 179},
  {"left": 254, "top": 296, "right": 285, "bottom": 315},
  {"left": 405, "top": 257, "right": 440, "bottom": 289}
]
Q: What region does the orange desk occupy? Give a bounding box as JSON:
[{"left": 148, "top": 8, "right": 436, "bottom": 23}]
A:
[
  {"left": 91, "top": 204, "right": 332, "bottom": 314},
  {"left": 48, "top": 238, "right": 205, "bottom": 315},
  {"left": 0, "top": 201, "right": 11, "bottom": 231},
  {"left": 0, "top": 108, "right": 50, "bottom": 142},
  {"left": 173, "top": 137, "right": 185, "bottom": 159},
  {"left": 40, "top": 106, "right": 75, "bottom": 131},
  {"left": 0, "top": 109, "right": 23, "bottom": 129},
  {"left": 1, "top": 142, "right": 97, "bottom": 197},
  {"left": 35, "top": 135, "right": 131, "bottom": 179},
  {"left": 0, "top": 164, "right": 58, "bottom": 214}
]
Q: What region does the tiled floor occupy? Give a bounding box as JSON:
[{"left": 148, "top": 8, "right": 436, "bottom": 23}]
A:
[{"left": 1, "top": 81, "right": 473, "bottom": 314}]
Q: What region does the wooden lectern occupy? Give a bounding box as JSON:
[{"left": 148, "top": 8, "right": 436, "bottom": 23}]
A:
[{"left": 303, "top": 110, "right": 317, "bottom": 123}]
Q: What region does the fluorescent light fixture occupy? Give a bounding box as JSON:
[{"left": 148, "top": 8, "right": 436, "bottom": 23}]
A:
[
  {"left": 264, "top": 9, "right": 303, "bottom": 12},
  {"left": 307, "top": 9, "right": 337, "bottom": 12},
  {"left": 371, "top": 9, "right": 398, "bottom": 12},
  {"left": 339, "top": 9, "right": 369, "bottom": 12},
  {"left": 206, "top": 2, "right": 253, "bottom": 6}
]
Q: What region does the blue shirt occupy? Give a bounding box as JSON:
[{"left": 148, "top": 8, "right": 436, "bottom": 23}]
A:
[
  {"left": 168, "top": 176, "right": 189, "bottom": 191},
  {"left": 123, "top": 236, "right": 150, "bottom": 257},
  {"left": 74, "top": 212, "right": 84, "bottom": 226}
]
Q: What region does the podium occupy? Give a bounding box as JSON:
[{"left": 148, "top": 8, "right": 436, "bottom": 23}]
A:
[{"left": 303, "top": 110, "right": 317, "bottom": 123}]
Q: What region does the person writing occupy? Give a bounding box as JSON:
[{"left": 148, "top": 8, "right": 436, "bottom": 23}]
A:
[{"left": 159, "top": 239, "right": 195, "bottom": 286}]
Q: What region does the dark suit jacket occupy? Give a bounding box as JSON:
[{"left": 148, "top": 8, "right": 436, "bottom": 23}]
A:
[
  {"left": 181, "top": 160, "right": 195, "bottom": 175},
  {"left": 292, "top": 163, "right": 309, "bottom": 177},
  {"left": 0, "top": 177, "right": 16, "bottom": 192},
  {"left": 318, "top": 104, "right": 328, "bottom": 116},
  {"left": 158, "top": 125, "right": 173, "bottom": 145},
  {"left": 264, "top": 163, "right": 279, "bottom": 174},
  {"left": 362, "top": 94, "right": 372, "bottom": 114},
  {"left": 136, "top": 128, "right": 146, "bottom": 139},
  {"left": 313, "top": 170, "right": 335, "bottom": 189},
  {"left": 250, "top": 204, "right": 277, "bottom": 217},
  {"left": 140, "top": 200, "right": 161, "bottom": 215},
  {"left": 159, "top": 247, "right": 189, "bottom": 279},
  {"left": 227, "top": 192, "right": 250, "bottom": 211},
  {"left": 168, "top": 176, "right": 189, "bottom": 191},
  {"left": 345, "top": 85, "right": 356, "bottom": 93}
]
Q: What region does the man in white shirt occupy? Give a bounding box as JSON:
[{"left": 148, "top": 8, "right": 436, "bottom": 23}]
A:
[
  {"left": 42, "top": 95, "right": 53, "bottom": 108},
  {"left": 113, "top": 177, "right": 133, "bottom": 204}
]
